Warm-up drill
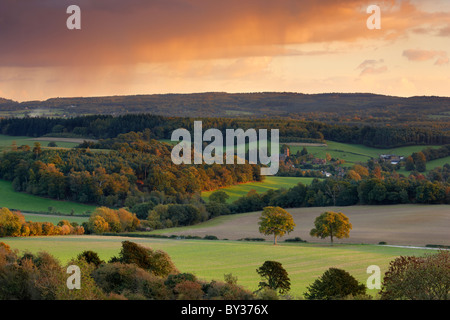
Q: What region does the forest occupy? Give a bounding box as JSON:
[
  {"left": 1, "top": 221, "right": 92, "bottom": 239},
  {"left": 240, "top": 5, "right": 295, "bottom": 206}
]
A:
[
  {"left": 0, "top": 132, "right": 263, "bottom": 210},
  {"left": 1, "top": 113, "right": 449, "bottom": 148},
  {"left": 1, "top": 93, "right": 450, "bottom": 129}
]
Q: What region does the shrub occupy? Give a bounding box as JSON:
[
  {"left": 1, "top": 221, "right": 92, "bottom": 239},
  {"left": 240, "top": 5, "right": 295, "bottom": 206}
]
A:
[
  {"left": 77, "top": 251, "right": 104, "bottom": 268},
  {"left": 304, "top": 268, "right": 366, "bottom": 300},
  {"left": 92, "top": 262, "right": 169, "bottom": 300},
  {"left": 113, "top": 241, "right": 178, "bottom": 277},
  {"left": 285, "top": 237, "right": 307, "bottom": 243},
  {"left": 380, "top": 251, "right": 450, "bottom": 300},
  {"left": 165, "top": 273, "right": 197, "bottom": 290},
  {"left": 174, "top": 281, "right": 204, "bottom": 300},
  {"left": 203, "top": 235, "right": 218, "bottom": 240},
  {"left": 204, "top": 280, "right": 255, "bottom": 300}
]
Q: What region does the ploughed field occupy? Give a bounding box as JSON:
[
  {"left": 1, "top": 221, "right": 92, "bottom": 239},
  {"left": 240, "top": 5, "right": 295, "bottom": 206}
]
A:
[{"left": 150, "top": 204, "right": 450, "bottom": 247}]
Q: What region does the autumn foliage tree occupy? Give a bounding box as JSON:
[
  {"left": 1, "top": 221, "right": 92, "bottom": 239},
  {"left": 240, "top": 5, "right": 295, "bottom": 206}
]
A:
[
  {"left": 258, "top": 206, "right": 296, "bottom": 245},
  {"left": 310, "top": 211, "right": 352, "bottom": 244},
  {"left": 380, "top": 251, "right": 450, "bottom": 300}
]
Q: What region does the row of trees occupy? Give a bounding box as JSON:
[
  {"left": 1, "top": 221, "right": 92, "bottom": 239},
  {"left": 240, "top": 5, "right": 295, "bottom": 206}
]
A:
[
  {"left": 0, "top": 208, "right": 84, "bottom": 237},
  {"left": 218, "top": 176, "right": 449, "bottom": 217},
  {"left": 1, "top": 113, "right": 449, "bottom": 148}
]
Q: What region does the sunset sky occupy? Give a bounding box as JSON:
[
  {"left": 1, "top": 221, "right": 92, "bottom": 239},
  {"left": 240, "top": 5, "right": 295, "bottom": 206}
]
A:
[{"left": 1, "top": 0, "right": 449, "bottom": 101}]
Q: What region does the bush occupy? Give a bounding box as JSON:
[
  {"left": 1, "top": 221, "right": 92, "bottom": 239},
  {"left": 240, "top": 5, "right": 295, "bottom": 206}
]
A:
[
  {"left": 203, "top": 235, "right": 218, "bottom": 240},
  {"left": 174, "top": 281, "right": 204, "bottom": 300},
  {"left": 113, "top": 241, "right": 178, "bottom": 277},
  {"left": 92, "top": 262, "right": 169, "bottom": 300},
  {"left": 285, "top": 237, "right": 307, "bottom": 243},
  {"left": 77, "top": 251, "right": 104, "bottom": 268},
  {"left": 380, "top": 251, "right": 450, "bottom": 300},
  {"left": 204, "top": 280, "right": 255, "bottom": 300},
  {"left": 304, "top": 268, "right": 366, "bottom": 300},
  {"left": 165, "top": 273, "right": 197, "bottom": 290}
]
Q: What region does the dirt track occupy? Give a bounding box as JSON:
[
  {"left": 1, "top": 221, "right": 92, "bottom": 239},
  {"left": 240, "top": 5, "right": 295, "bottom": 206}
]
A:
[{"left": 163, "top": 204, "right": 450, "bottom": 246}]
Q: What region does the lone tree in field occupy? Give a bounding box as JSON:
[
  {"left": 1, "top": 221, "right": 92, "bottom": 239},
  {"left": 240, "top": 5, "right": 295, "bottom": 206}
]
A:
[
  {"left": 256, "top": 261, "right": 291, "bottom": 294},
  {"left": 310, "top": 211, "right": 352, "bottom": 245},
  {"left": 258, "top": 206, "right": 295, "bottom": 245}
]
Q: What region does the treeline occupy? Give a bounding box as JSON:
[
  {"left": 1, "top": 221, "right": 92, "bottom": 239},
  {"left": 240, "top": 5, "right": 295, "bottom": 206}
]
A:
[
  {"left": 0, "top": 135, "right": 262, "bottom": 207},
  {"left": 1, "top": 114, "right": 449, "bottom": 148},
  {"left": 215, "top": 175, "right": 450, "bottom": 216},
  {"left": 0, "top": 208, "right": 84, "bottom": 237},
  {"left": 0, "top": 241, "right": 255, "bottom": 300}
]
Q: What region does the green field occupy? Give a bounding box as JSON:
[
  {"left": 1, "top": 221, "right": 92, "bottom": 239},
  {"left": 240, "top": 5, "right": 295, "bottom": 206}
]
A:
[
  {"left": 288, "top": 141, "right": 444, "bottom": 167},
  {"left": 0, "top": 134, "right": 81, "bottom": 151},
  {"left": 202, "top": 176, "right": 316, "bottom": 203},
  {"left": 0, "top": 180, "right": 97, "bottom": 215},
  {"left": 163, "top": 137, "right": 448, "bottom": 172},
  {"left": 20, "top": 213, "right": 89, "bottom": 225},
  {"left": 1, "top": 235, "right": 433, "bottom": 298}
]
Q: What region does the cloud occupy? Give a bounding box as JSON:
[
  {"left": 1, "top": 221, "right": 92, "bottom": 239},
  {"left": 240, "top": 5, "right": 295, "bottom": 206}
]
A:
[
  {"left": 402, "top": 49, "right": 449, "bottom": 65},
  {"left": 357, "top": 59, "right": 388, "bottom": 76},
  {"left": 438, "top": 25, "right": 450, "bottom": 36},
  {"left": 0, "top": 0, "right": 449, "bottom": 67}
]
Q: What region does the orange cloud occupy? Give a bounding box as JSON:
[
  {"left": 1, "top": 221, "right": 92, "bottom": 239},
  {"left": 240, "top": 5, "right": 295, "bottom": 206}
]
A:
[
  {"left": 402, "top": 49, "right": 449, "bottom": 65},
  {"left": 1, "top": 0, "right": 449, "bottom": 67}
]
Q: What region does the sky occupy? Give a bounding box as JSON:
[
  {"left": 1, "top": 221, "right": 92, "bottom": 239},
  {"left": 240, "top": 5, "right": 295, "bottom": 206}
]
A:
[{"left": 0, "top": 0, "right": 449, "bottom": 101}]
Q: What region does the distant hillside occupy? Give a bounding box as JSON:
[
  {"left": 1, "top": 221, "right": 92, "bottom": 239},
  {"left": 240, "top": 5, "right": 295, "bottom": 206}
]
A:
[{"left": 1, "top": 92, "right": 449, "bottom": 127}]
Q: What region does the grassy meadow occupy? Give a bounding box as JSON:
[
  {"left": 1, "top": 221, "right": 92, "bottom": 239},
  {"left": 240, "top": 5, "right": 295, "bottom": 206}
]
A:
[
  {"left": 201, "top": 176, "right": 316, "bottom": 203},
  {"left": 0, "top": 134, "right": 82, "bottom": 151},
  {"left": 287, "top": 141, "right": 445, "bottom": 168},
  {"left": 0, "top": 180, "right": 97, "bottom": 215},
  {"left": 1, "top": 235, "right": 434, "bottom": 298}
]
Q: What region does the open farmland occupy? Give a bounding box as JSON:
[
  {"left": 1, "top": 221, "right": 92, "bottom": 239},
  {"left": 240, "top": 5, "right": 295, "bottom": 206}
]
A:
[
  {"left": 287, "top": 141, "right": 444, "bottom": 167},
  {"left": 151, "top": 204, "right": 450, "bottom": 247},
  {"left": 0, "top": 134, "right": 82, "bottom": 151}
]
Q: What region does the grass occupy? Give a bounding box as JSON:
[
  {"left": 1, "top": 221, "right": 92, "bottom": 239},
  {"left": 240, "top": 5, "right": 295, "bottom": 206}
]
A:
[
  {"left": 288, "top": 141, "right": 444, "bottom": 166},
  {"left": 20, "top": 213, "right": 89, "bottom": 225},
  {"left": 201, "top": 176, "right": 316, "bottom": 203},
  {"left": 0, "top": 235, "right": 433, "bottom": 298},
  {"left": 0, "top": 134, "right": 80, "bottom": 151},
  {"left": 0, "top": 180, "right": 97, "bottom": 215}
]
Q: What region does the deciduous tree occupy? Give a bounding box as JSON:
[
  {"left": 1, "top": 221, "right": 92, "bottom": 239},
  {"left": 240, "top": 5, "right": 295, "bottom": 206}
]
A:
[
  {"left": 310, "top": 211, "right": 352, "bottom": 244},
  {"left": 258, "top": 206, "right": 295, "bottom": 245}
]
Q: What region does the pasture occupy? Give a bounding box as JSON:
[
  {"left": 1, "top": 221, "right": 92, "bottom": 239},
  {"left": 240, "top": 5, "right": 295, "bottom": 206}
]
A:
[
  {"left": 201, "top": 176, "right": 316, "bottom": 203},
  {"left": 0, "top": 134, "right": 81, "bottom": 151},
  {"left": 287, "top": 141, "right": 444, "bottom": 168},
  {"left": 0, "top": 180, "right": 97, "bottom": 215}
]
